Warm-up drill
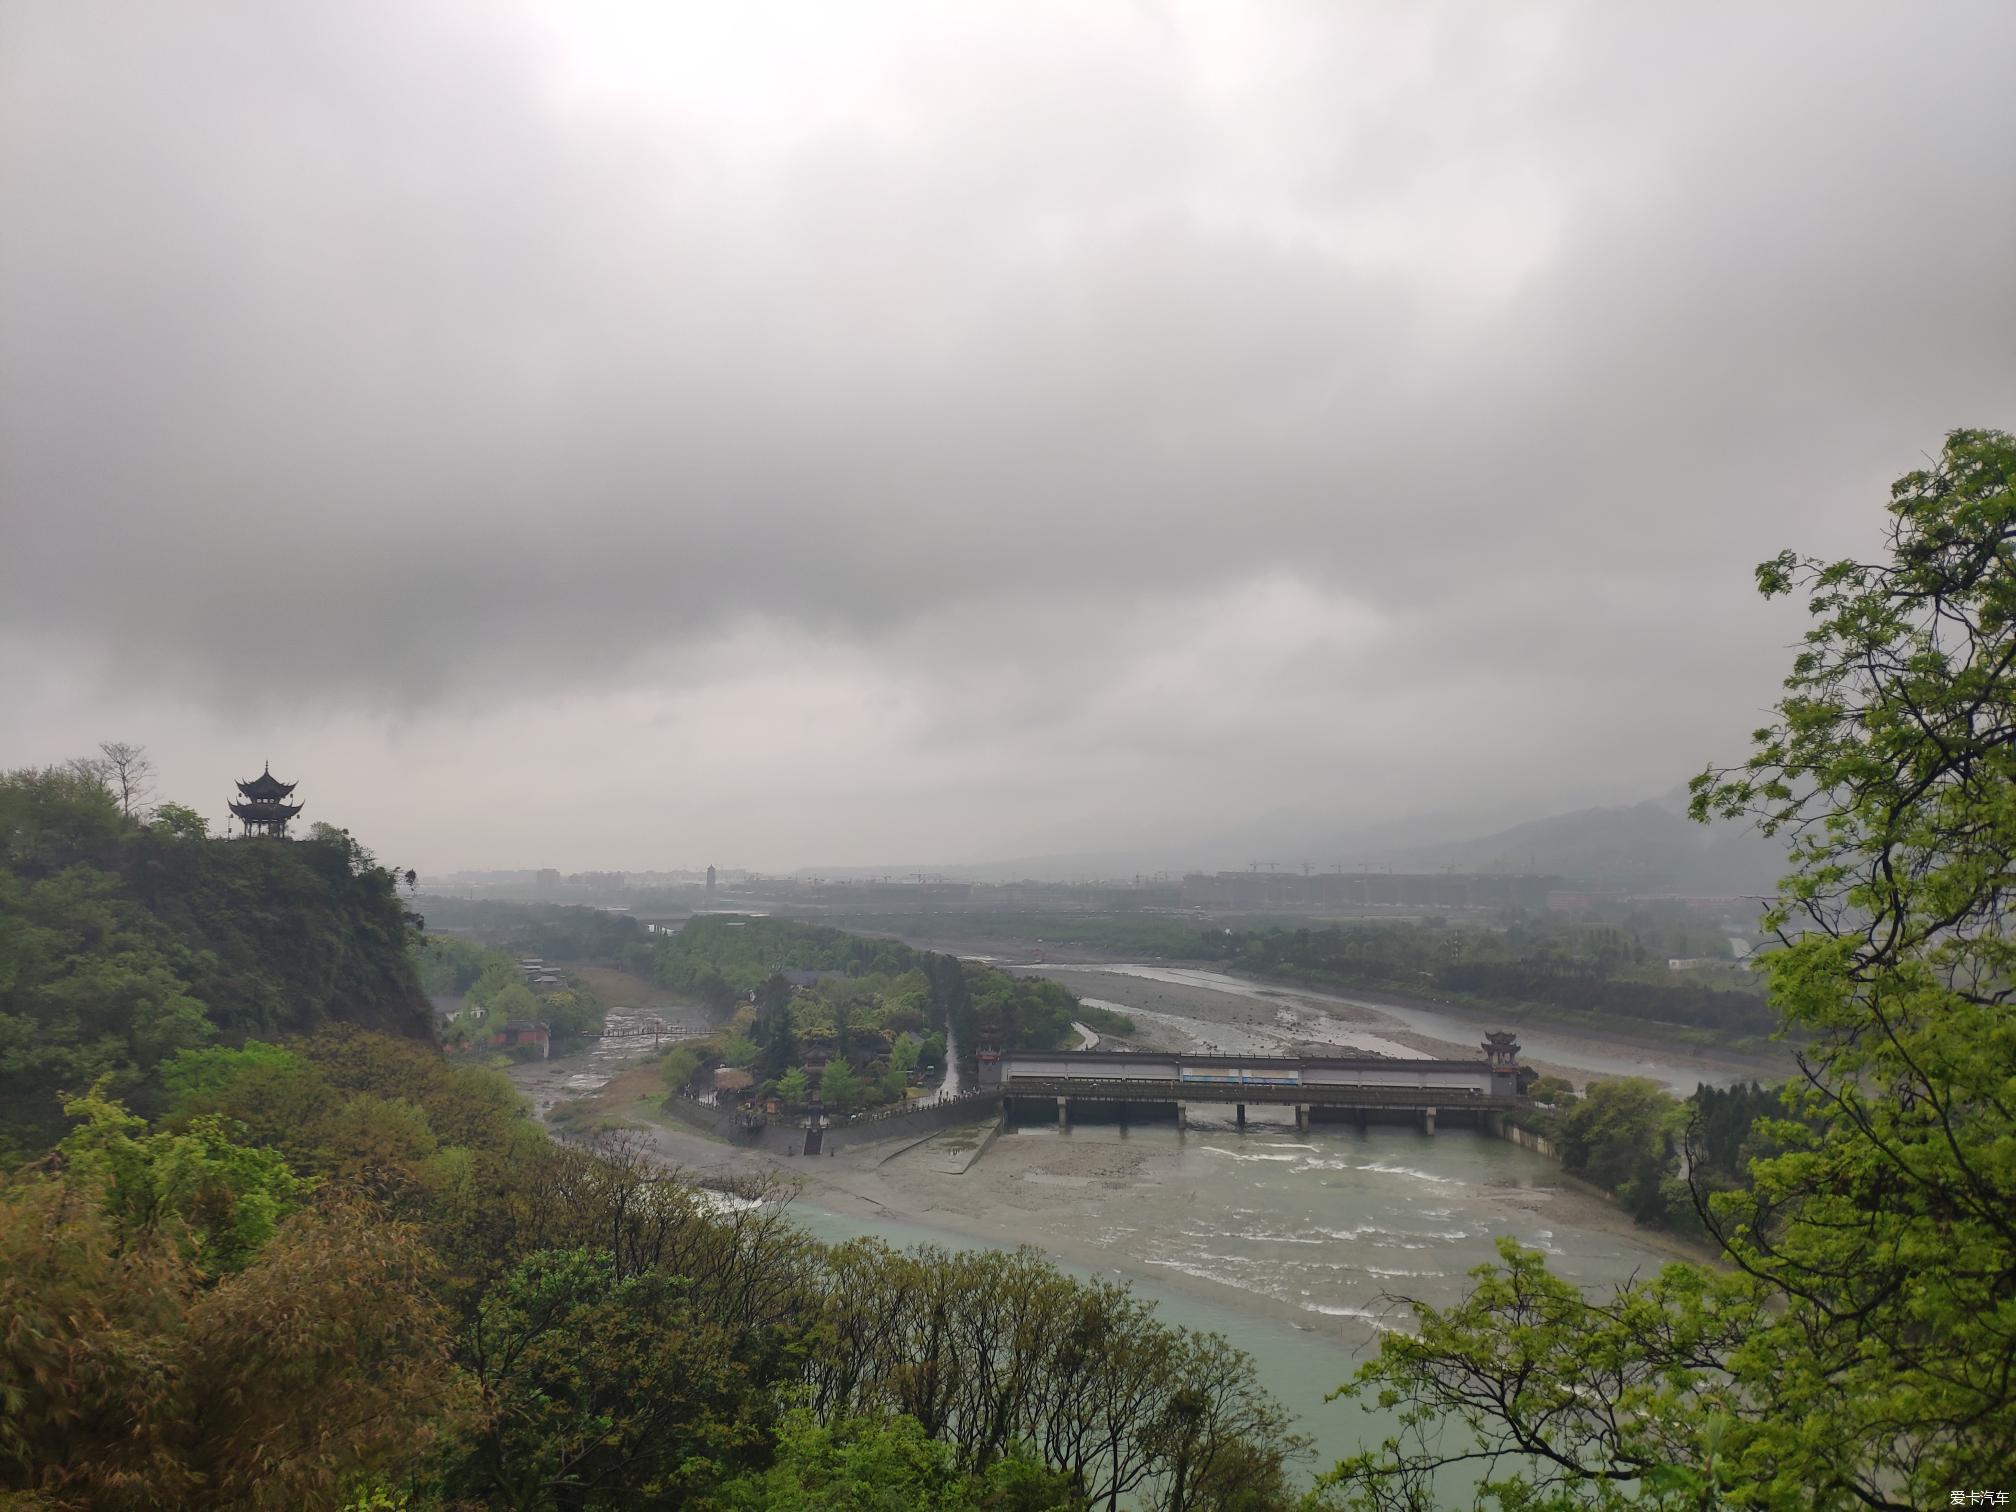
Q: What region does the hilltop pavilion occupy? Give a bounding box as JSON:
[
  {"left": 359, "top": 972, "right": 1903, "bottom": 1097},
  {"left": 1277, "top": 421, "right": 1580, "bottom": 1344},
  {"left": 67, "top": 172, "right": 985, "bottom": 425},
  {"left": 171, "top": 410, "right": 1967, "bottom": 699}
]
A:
[{"left": 229, "top": 763, "right": 303, "bottom": 838}]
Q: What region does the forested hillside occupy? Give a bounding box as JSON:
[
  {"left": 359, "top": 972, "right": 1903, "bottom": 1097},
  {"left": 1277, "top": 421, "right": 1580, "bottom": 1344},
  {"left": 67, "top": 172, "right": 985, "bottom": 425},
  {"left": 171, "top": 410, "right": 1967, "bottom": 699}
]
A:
[
  {"left": 0, "top": 766, "right": 431, "bottom": 1153},
  {"left": 2, "top": 1029, "right": 1300, "bottom": 1508},
  {"left": 0, "top": 781, "right": 1303, "bottom": 1508}
]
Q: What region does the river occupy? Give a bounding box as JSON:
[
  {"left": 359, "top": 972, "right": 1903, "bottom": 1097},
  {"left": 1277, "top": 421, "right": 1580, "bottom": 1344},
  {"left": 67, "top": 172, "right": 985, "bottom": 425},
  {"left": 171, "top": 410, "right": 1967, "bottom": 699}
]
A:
[
  {"left": 802, "top": 1100, "right": 1695, "bottom": 1487},
  {"left": 1035, "top": 961, "right": 1789, "bottom": 1092},
  {"left": 520, "top": 977, "right": 1723, "bottom": 1496}
]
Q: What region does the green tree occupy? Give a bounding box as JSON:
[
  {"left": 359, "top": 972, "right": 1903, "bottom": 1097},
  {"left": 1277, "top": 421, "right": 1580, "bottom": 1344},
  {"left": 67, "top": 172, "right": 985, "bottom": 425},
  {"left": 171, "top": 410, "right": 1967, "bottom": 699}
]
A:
[
  {"left": 1525, "top": 1074, "right": 1578, "bottom": 1107},
  {"left": 662, "top": 1044, "right": 702, "bottom": 1094},
  {"left": 0, "top": 1177, "right": 453, "bottom": 1507},
  {"left": 829, "top": 992, "right": 858, "bottom": 1061},
  {"left": 538, "top": 985, "right": 604, "bottom": 1038},
  {"left": 719, "top": 1410, "right": 1082, "bottom": 1511},
  {"left": 776, "top": 1066, "right": 810, "bottom": 1108},
  {"left": 162, "top": 1041, "right": 310, "bottom": 1114},
  {"left": 485, "top": 981, "right": 541, "bottom": 1024},
  {"left": 413, "top": 934, "right": 489, "bottom": 997},
  {"left": 1321, "top": 429, "right": 2016, "bottom": 1508},
  {"left": 466, "top": 956, "right": 525, "bottom": 1009},
  {"left": 754, "top": 972, "right": 801, "bottom": 1080},
  {"left": 149, "top": 801, "right": 208, "bottom": 841},
  {"left": 444, "top": 1247, "right": 761, "bottom": 1506},
  {"left": 56, "top": 1082, "right": 311, "bottom": 1273},
  {"left": 818, "top": 1058, "right": 866, "bottom": 1113},
  {"left": 1554, "top": 1077, "right": 1680, "bottom": 1223}
]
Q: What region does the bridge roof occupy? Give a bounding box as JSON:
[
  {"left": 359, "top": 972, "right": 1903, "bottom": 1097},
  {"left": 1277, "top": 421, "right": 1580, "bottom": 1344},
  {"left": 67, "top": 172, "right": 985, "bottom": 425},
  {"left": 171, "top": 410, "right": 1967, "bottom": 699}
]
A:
[{"left": 999, "top": 1049, "right": 1508, "bottom": 1073}]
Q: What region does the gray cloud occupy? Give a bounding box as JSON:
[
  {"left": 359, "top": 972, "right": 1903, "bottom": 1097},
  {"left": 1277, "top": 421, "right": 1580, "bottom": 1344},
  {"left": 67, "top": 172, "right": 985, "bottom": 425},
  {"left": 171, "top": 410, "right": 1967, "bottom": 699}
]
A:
[{"left": 4, "top": 1, "right": 2014, "bottom": 867}]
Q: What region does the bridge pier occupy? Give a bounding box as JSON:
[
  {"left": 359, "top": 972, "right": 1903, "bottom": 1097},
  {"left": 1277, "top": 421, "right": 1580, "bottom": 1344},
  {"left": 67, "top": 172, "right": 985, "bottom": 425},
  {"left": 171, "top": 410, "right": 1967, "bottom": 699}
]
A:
[
  {"left": 1235, "top": 1103, "right": 1245, "bottom": 1129},
  {"left": 1176, "top": 1101, "right": 1186, "bottom": 1132},
  {"left": 997, "top": 1098, "right": 1010, "bottom": 1131},
  {"left": 1294, "top": 1105, "right": 1309, "bottom": 1134},
  {"left": 1058, "top": 1098, "right": 1070, "bottom": 1133},
  {"left": 1420, "top": 1106, "right": 1437, "bottom": 1136}
]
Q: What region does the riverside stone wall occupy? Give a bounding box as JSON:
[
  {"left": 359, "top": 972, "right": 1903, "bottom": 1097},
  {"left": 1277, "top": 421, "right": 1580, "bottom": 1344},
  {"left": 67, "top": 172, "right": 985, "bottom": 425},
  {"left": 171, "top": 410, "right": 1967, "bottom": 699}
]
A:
[
  {"left": 1500, "top": 1119, "right": 1560, "bottom": 1159},
  {"left": 827, "top": 1090, "right": 1002, "bottom": 1154},
  {"left": 660, "top": 1088, "right": 1002, "bottom": 1158}
]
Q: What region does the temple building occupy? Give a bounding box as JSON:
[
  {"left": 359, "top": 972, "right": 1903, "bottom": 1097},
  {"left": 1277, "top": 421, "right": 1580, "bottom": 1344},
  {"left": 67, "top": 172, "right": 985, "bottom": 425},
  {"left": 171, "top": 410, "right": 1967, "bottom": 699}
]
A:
[{"left": 229, "top": 763, "right": 303, "bottom": 838}]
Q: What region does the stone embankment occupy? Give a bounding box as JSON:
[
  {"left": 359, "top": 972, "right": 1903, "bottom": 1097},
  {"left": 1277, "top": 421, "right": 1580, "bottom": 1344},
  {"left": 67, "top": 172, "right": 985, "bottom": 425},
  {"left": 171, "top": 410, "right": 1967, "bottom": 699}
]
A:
[{"left": 665, "top": 1086, "right": 1003, "bottom": 1157}]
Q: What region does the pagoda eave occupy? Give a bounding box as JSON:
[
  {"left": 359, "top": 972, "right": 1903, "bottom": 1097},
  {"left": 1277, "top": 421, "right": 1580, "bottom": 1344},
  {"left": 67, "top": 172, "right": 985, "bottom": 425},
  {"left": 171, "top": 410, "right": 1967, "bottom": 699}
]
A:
[{"left": 229, "top": 801, "right": 304, "bottom": 822}]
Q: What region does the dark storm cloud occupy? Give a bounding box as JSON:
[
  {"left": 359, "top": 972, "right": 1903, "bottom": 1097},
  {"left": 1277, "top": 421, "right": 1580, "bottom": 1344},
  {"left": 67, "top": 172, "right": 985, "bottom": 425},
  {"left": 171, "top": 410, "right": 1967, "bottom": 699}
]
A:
[{"left": 4, "top": 1, "right": 2014, "bottom": 866}]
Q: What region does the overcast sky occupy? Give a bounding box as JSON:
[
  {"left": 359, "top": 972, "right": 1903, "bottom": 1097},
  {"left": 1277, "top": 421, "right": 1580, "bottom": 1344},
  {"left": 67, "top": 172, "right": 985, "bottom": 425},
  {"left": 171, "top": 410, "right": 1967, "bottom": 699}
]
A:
[{"left": 4, "top": 1, "right": 2013, "bottom": 873}]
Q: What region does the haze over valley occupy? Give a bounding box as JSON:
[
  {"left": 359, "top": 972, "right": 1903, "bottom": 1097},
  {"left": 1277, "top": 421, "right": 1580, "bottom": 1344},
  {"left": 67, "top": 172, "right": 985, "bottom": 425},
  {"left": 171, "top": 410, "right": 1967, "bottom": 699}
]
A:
[{"left": 5, "top": 3, "right": 2015, "bottom": 1507}]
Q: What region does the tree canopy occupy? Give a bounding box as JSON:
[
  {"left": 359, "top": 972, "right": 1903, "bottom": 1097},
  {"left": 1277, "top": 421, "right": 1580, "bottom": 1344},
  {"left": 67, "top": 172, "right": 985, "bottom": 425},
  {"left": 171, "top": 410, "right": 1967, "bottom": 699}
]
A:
[
  {"left": 0, "top": 779, "right": 1307, "bottom": 1509},
  {"left": 0, "top": 763, "right": 432, "bottom": 1154},
  {"left": 1320, "top": 428, "right": 2016, "bottom": 1508}
]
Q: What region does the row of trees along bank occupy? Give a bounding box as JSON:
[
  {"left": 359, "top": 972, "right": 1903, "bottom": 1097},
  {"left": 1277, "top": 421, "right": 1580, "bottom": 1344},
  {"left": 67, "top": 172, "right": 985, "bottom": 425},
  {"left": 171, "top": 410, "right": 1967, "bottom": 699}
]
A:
[
  {"left": 826, "top": 903, "right": 1774, "bottom": 1043},
  {"left": 1517, "top": 1074, "right": 1797, "bottom": 1231},
  {"left": 649, "top": 916, "right": 1132, "bottom": 1113}
]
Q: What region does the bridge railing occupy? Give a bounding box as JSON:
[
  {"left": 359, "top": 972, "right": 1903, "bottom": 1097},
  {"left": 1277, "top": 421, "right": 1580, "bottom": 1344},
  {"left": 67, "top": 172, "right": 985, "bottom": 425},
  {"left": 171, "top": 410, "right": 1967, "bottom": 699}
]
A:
[{"left": 1001, "top": 1077, "right": 1518, "bottom": 1108}]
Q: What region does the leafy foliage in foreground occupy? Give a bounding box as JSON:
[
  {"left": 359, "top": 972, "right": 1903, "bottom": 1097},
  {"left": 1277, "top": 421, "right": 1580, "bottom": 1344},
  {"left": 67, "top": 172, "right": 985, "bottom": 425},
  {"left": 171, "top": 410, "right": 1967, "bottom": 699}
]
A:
[
  {"left": 1319, "top": 428, "right": 2016, "bottom": 1507},
  {"left": 2, "top": 1029, "right": 1304, "bottom": 1510},
  {"left": 717, "top": 1410, "right": 1076, "bottom": 1510}
]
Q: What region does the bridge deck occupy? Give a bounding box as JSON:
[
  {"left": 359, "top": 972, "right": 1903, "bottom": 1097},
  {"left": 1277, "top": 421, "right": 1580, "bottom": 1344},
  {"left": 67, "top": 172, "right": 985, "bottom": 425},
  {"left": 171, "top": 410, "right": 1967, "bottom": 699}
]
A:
[{"left": 1001, "top": 1077, "right": 1520, "bottom": 1110}]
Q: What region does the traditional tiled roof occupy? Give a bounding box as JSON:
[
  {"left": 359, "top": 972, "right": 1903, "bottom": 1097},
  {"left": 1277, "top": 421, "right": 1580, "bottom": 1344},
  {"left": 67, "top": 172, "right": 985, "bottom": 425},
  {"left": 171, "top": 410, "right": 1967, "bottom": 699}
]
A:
[{"left": 235, "top": 763, "right": 297, "bottom": 801}]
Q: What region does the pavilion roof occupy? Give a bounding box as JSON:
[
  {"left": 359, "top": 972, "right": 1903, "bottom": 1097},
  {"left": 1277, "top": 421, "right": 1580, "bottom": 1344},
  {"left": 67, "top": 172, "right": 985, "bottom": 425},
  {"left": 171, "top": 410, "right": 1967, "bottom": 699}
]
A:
[
  {"left": 229, "top": 799, "right": 304, "bottom": 823},
  {"left": 235, "top": 763, "right": 297, "bottom": 801}
]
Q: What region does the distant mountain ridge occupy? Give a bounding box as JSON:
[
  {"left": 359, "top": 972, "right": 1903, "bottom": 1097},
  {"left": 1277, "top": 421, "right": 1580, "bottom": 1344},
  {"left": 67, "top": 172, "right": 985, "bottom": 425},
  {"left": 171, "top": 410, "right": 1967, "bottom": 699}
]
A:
[
  {"left": 784, "top": 793, "right": 1787, "bottom": 894},
  {"left": 1358, "top": 796, "right": 1787, "bottom": 895},
  {"left": 920, "top": 791, "right": 1790, "bottom": 894}
]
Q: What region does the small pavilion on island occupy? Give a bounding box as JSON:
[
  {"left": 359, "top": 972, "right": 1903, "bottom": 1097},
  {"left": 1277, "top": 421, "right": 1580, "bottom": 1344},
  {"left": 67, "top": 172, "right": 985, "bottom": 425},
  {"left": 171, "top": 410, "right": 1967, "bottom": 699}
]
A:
[{"left": 228, "top": 763, "right": 303, "bottom": 838}]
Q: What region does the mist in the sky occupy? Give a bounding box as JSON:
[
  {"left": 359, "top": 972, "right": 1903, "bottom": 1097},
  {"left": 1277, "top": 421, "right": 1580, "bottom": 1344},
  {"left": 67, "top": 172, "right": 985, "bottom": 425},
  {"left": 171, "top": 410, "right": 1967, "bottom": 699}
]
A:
[{"left": 4, "top": 1, "right": 2014, "bottom": 870}]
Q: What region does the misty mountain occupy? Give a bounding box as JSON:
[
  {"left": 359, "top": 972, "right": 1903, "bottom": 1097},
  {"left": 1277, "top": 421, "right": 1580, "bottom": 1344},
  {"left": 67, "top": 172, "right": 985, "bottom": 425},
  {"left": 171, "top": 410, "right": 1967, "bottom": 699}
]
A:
[
  {"left": 1361, "top": 796, "right": 1786, "bottom": 895},
  {"left": 806, "top": 791, "right": 1784, "bottom": 895}
]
